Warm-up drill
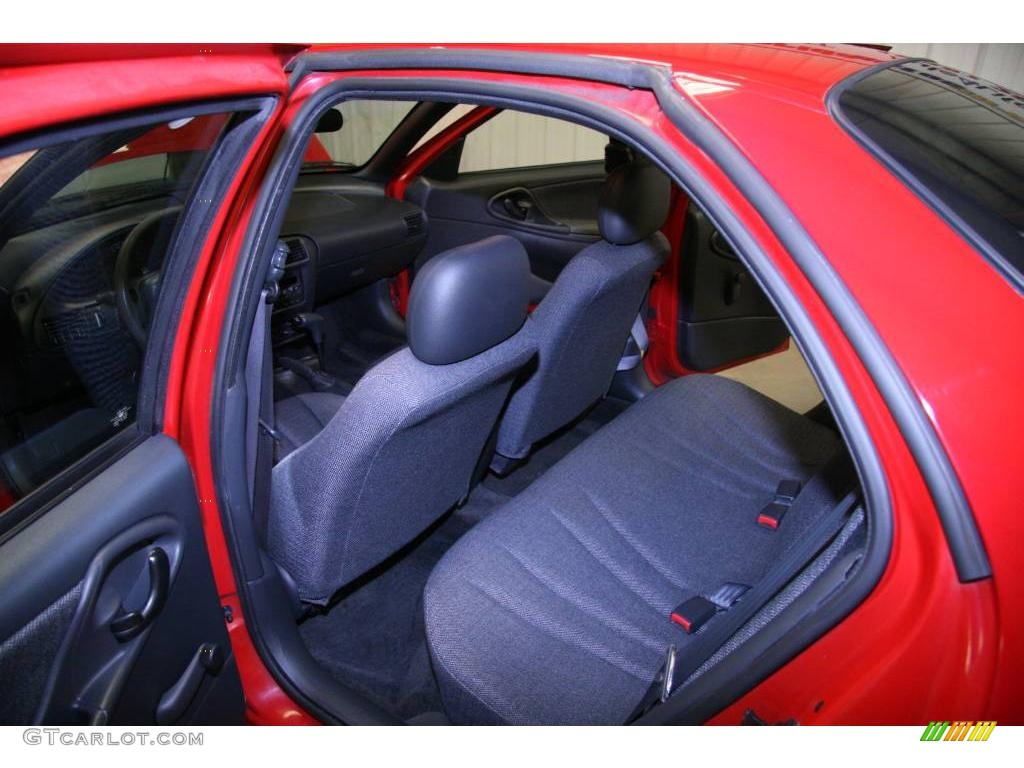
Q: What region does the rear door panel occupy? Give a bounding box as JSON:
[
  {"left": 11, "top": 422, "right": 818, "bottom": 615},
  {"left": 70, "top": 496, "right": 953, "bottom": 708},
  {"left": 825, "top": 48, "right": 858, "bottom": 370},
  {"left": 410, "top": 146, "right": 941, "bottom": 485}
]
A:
[
  {"left": 407, "top": 161, "right": 604, "bottom": 280},
  {"left": 0, "top": 436, "right": 242, "bottom": 724},
  {"left": 677, "top": 206, "right": 788, "bottom": 370}
]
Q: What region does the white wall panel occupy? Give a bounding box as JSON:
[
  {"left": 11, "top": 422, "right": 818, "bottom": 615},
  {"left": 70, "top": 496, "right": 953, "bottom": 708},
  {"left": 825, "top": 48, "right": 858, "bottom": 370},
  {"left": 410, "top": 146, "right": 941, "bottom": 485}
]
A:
[{"left": 460, "top": 110, "right": 607, "bottom": 172}]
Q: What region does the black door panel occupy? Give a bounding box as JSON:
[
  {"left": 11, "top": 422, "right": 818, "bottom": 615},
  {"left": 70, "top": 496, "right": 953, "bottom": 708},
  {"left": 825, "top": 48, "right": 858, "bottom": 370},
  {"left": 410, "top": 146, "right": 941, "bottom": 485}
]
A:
[
  {"left": 0, "top": 435, "right": 244, "bottom": 725},
  {"left": 409, "top": 161, "right": 604, "bottom": 281},
  {"left": 678, "top": 207, "right": 788, "bottom": 370}
]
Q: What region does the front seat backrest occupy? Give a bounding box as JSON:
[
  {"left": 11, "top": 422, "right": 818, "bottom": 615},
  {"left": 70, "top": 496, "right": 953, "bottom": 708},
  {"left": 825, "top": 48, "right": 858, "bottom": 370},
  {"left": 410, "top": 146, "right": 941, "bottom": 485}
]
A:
[
  {"left": 495, "top": 158, "right": 670, "bottom": 461},
  {"left": 268, "top": 235, "right": 534, "bottom": 603}
]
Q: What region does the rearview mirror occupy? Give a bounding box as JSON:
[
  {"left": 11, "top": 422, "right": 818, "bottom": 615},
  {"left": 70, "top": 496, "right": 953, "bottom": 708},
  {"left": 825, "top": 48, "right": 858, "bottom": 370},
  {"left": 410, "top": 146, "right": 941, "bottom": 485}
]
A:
[{"left": 315, "top": 108, "right": 344, "bottom": 134}]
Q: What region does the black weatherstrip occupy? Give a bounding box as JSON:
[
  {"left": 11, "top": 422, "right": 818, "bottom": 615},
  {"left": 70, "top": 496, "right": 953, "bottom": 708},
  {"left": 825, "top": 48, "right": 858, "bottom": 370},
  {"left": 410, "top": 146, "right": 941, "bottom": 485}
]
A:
[
  {"left": 140, "top": 98, "right": 278, "bottom": 432},
  {"left": 285, "top": 48, "right": 665, "bottom": 91}
]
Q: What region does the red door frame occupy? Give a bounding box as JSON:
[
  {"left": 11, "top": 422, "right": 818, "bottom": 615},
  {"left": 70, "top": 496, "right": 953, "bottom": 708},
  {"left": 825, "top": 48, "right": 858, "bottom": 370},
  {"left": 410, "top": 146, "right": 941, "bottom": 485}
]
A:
[{"left": 170, "top": 67, "right": 1001, "bottom": 724}]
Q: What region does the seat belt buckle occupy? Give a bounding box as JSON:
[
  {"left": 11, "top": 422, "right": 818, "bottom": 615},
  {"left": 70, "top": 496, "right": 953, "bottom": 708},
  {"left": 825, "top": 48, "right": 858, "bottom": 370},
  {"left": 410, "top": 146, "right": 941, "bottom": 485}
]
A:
[
  {"left": 670, "top": 596, "right": 718, "bottom": 634},
  {"left": 758, "top": 479, "right": 802, "bottom": 530}
]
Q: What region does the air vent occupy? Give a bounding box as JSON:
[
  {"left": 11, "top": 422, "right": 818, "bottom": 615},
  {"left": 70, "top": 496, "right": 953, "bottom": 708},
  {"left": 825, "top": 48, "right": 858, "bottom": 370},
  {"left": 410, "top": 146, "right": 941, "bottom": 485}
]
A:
[
  {"left": 403, "top": 212, "right": 425, "bottom": 236},
  {"left": 283, "top": 237, "right": 311, "bottom": 267}
]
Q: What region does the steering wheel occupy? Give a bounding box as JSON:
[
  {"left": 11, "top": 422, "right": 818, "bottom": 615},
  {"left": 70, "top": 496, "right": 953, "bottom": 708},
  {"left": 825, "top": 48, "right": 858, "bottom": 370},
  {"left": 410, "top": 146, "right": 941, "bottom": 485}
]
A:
[{"left": 113, "top": 206, "right": 182, "bottom": 347}]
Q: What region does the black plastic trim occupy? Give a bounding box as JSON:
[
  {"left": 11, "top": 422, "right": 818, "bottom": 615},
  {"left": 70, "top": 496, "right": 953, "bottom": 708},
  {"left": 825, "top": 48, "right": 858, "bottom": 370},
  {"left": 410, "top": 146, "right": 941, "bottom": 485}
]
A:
[
  {"left": 222, "top": 73, "right": 893, "bottom": 725},
  {"left": 139, "top": 98, "right": 278, "bottom": 432}
]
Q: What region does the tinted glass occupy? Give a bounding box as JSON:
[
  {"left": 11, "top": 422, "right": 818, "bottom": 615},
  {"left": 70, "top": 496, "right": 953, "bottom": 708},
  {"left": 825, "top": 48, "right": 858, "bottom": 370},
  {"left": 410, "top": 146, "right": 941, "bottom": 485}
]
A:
[
  {"left": 835, "top": 60, "right": 1024, "bottom": 290},
  {"left": 0, "top": 112, "right": 232, "bottom": 516}
]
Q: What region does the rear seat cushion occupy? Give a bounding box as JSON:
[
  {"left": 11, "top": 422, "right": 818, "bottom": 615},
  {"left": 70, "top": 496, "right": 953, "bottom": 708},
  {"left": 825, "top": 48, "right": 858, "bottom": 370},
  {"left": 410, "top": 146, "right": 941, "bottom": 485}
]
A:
[{"left": 424, "top": 374, "right": 843, "bottom": 724}]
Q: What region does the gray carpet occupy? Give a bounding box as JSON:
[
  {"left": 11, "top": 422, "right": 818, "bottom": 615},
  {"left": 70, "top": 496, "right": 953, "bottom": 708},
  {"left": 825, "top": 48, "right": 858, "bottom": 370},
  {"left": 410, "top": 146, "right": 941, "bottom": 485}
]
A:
[{"left": 297, "top": 506, "right": 477, "bottom": 719}]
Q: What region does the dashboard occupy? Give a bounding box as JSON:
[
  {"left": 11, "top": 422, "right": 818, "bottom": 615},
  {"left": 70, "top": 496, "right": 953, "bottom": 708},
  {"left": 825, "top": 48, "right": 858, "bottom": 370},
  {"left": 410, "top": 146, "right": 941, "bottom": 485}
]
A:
[
  {"left": 1, "top": 175, "right": 429, "bottom": 355},
  {"left": 271, "top": 175, "right": 427, "bottom": 345}
]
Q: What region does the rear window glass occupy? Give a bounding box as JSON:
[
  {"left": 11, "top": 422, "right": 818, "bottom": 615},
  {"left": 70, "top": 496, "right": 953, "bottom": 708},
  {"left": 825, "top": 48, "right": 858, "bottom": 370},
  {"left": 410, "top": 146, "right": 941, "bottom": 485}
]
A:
[{"left": 833, "top": 60, "right": 1024, "bottom": 291}]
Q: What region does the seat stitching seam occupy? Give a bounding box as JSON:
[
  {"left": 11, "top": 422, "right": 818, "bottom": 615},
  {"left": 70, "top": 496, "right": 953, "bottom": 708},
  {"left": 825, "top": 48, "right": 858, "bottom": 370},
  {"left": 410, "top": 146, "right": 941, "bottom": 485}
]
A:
[
  {"left": 465, "top": 578, "right": 651, "bottom": 682},
  {"left": 543, "top": 504, "right": 670, "bottom": 620},
  {"left": 498, "top": 543, "right": 668, "bottom": 655}
]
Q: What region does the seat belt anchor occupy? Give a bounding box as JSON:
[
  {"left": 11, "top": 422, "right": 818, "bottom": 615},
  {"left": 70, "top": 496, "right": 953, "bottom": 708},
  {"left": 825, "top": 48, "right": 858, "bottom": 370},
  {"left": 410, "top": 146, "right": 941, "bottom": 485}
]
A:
[
  {"left": 264, "top": 240, "right": 289, "bottom": 303},
  {"left": 625, "top": 644, "right": 677, "bottom": 723}
]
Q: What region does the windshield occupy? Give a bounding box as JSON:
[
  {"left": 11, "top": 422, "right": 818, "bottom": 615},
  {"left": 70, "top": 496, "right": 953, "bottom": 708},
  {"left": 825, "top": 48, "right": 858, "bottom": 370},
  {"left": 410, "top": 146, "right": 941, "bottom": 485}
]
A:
[
  {"left": 304, "top": 99, "right": 417, "bottom": 168},
  {"left": 834, "top": 60, "right": 1024, "bottom": 291}
]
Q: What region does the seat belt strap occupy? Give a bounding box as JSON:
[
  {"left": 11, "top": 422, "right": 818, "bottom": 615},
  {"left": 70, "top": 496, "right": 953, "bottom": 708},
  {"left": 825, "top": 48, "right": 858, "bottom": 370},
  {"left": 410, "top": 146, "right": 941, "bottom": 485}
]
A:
[
  {"left": 244, "top": 291, "right": 270, "bottom": 503},
  {"left": 627, "top": 454, "right": 859, "bottom": 723},
  {"left": 617, "top": 313, "right": 650, "bottom": 371},
  {"left": 251, "top": 291, "right": 276, "bottom": 544},
  {"left": 250, "top": 241, "right": 289, "bottom": 543}
]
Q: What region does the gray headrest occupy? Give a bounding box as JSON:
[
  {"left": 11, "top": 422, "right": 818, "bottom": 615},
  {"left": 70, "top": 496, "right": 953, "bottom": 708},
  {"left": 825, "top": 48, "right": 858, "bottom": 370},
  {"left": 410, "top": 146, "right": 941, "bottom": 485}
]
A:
[
  {"left": 407, "top": 235, "right": 529, "bottom": 365},
  {"left": 597, "top": 158, "right": 671, "bottom": 245}
]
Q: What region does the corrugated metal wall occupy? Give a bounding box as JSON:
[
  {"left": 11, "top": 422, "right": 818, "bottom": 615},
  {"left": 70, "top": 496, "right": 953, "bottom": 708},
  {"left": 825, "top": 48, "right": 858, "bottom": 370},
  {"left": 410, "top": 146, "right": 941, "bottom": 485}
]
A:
[{"left": 891, "top": 43, "right": 1024, "bottom": 91}]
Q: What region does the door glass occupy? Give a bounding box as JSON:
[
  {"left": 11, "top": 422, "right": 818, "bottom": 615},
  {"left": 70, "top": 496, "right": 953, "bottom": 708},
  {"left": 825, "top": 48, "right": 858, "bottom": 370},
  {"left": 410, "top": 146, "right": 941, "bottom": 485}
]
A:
[
  {"left": 458, "top": 109, "right": 607, "bottom": 172},
  {"left": 0, "top": 112, "right": 234, "bottom": 515}
]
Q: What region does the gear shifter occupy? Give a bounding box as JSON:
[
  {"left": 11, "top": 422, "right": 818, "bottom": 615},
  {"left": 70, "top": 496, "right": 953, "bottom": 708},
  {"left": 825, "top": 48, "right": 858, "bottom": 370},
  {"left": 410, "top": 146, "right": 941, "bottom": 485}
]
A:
[
  {"left": 291, "top": 312, "right": 326, "bottom": 369},
  {"left": 283, "top": 312, "right": 338, "bottom": 393}
]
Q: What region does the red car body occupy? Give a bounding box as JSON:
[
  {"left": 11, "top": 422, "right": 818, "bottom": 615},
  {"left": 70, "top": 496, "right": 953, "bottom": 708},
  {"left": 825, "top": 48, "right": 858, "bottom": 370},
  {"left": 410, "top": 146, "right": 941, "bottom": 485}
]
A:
[{"left": 0, "top": 42, "right": 1019, "bottom": 725}]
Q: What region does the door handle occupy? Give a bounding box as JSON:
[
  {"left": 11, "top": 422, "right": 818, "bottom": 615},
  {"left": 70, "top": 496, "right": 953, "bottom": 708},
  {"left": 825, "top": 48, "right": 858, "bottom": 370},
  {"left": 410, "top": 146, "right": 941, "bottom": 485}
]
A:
[
  {"left": 110, "top": 547, "right": 169, "bottom": 642},
  {"left": 502, "top": 195, "right": 534, "bottom": 221},
  {"left": 155, "top": 643, "right": 225, "bottom": 725}
]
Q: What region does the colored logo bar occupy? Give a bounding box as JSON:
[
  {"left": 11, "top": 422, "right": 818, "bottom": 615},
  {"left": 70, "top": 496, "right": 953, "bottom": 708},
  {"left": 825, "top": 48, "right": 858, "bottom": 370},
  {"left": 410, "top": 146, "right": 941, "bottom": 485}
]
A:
[{"left": 920, "top": 721, "right": 997, "bottom": 741}]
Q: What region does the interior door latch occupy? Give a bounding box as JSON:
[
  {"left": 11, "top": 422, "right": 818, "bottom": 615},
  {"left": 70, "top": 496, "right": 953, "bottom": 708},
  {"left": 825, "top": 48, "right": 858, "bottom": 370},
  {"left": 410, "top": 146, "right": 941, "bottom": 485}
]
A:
[{"left": 110, "top": 547, "right": 170, "bottom": 642}]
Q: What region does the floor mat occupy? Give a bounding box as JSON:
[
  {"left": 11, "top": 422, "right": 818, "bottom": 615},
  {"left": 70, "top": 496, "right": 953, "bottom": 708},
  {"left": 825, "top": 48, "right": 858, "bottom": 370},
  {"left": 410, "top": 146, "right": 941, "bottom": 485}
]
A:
[
  {"left": 296, "top": 495, "right": 498, "bottom": 719},
  {"left": 324, "top": 325, "right": 405, "bottom": 389},
  {"left": 319, "top": 284, "right": 407, "bottom": 390}
]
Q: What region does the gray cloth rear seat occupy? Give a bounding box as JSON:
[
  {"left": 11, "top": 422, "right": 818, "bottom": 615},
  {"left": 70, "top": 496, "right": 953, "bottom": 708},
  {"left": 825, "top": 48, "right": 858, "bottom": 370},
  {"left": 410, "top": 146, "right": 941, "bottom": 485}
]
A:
[{"left": 424, "top": 374, "right": 845, "bottom": 724}]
